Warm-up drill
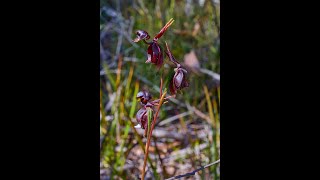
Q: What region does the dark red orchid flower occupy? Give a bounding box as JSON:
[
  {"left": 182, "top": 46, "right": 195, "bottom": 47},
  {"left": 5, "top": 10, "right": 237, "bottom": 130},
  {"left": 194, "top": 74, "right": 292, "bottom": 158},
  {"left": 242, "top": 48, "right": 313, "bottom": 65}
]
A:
[
  {"left": 165, "top": 42, "right": 189, "bottom": 95},
  {"left": 146, "top": 42, "right": 163, "bottom": 69},
  {"left": 169, "top": 67, "right": 189, "bottom": 95},
  {"left": 136, "top": 107, "right": 148, "bottom": 129},
  {"left": 136, "top": 91, "right": 152, "bottom": 105},
  {"left": 136, "top": 105, "right": 153, "bottom": 130},
  {"left": 136, "top": 91, "right": 152, "bottom": 129},
  {"left": 132, "top": 18, "right": 174, "bottom": 68}
]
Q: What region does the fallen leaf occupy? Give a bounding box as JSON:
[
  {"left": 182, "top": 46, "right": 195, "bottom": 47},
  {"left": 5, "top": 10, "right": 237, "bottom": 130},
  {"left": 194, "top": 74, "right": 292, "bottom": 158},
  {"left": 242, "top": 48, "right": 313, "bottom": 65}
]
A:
[{"left": 184, "top": 50, "right": 200, "bottom": 71}]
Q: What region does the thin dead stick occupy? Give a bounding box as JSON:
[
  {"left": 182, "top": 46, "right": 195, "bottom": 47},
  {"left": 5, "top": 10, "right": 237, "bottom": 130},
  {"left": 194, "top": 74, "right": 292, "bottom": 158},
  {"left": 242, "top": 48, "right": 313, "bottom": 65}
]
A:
[
  {"left": 141, "top": 81, "right": 167, "bottom": 180},
  {"left": 199, "top": 68, "right": 220, "bottom": 82},
  {"left": 186, "top": 103, "right": 212, "bottom": 125},
  {"left": 136, "top": 128, "right": 184, "bottom": 141},
  {"left": 158, "top": 111, "right": 192, "bottom": 126},
  {"left": 165, "top": 159, "right": 220, "bottom": 180}
]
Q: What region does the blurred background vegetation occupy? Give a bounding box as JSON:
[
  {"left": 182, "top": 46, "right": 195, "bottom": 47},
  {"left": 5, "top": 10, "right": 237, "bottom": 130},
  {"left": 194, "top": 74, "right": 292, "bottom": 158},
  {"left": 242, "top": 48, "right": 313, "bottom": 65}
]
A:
[{"left": 100, "top": 0, "right": 220, "bottom": 179}]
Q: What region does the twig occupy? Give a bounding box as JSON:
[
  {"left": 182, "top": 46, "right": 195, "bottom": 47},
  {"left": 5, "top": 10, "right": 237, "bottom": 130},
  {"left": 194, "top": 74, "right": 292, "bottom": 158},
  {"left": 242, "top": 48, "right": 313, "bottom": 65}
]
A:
[
  {"left": 123, "top": 57, "right": 139, "bottom": 62},
  {"left": 135, "top": 128, "right": 184, "bottom": 141},
  {"left": 164, "top": 143, "right": 208, "bottom": 163},
  {"left": 165, "top": 159, "right": 220, "bottom": 180},
  {"left": 199, "top": 68, "right": 220, "bottom": 82},
  {"left": 158, "top": 111, "right": 192, "bottom": 126},
  {"left": 186, "top": 103, "right": 212, "bottom": 125}
]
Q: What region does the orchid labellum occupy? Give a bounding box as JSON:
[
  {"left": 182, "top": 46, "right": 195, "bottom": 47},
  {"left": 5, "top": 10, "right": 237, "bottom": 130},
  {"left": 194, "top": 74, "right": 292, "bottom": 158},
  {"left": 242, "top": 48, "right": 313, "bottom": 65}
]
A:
[{"left": 136, "top": 91, "right": 152, "bottom": 105}]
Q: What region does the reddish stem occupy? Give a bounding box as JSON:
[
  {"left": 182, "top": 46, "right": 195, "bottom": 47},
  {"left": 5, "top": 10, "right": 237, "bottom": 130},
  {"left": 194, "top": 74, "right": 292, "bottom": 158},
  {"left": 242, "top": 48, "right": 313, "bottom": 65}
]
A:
[{"left": 141, "top": 90, "right": 167, "bottom": 180}]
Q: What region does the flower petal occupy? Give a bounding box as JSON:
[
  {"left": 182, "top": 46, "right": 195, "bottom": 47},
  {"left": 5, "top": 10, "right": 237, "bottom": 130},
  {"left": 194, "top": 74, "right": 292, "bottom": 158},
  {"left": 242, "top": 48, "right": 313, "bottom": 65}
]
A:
[
  {"left": 136, "top": 91, "right": 152, "bottom": 104},
  {"left": 169, "top": 78, "right": 176, "bottom": 95},
  {"left": 174, "top": 70, "right": 183, "bottom": 88},
  {"left": 156, "top": 52, "right": 163, "bottom": 69},
  {"left": 151, "top": 43, "right": 160, "bottom": 63},
  {"left": 136, "top": 91, "right": 145, "bottom": 98},
  {"left": 151, "top": 43, "right": 164, "bottom": 67},
  {"left": 154, "top": 18, "right": 174, "bottom": 39},
  {"left": 152, "top": 52, "right": 157, "bottom": 63},
  {"left": 136, "top": 30, "right": 150, "bottom": 40},
  {"left": 134, "top": 124, "right": 142, "bottom": 128},
  {"left": 140, "top": 114, "right": 148, "bottom": 129},
  {"left": 146, "top": 44, "right": 153, "bottom": 63},
  {"left": 133, "top": 37, "right": 141, "bottom": 43},
  {"left": 181, "top": 78, "right": 189, "bottom": 88},
  {"left": 152, "top": 43, "right": 161, "bottom": 54},
  {"left": 133, "top": 30, "right": 150, "bottom": 43},
  {"left": 136, "top": 108, "right": 147, "bottom": 124}
]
